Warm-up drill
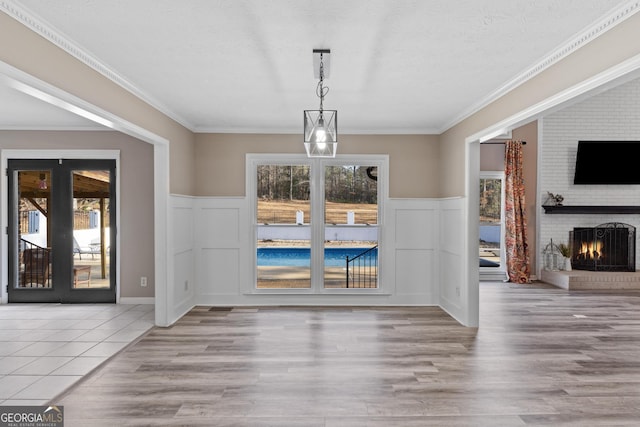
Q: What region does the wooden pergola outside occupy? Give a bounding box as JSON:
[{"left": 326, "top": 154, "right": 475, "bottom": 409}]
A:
[{"left": 18, "top": 170, "right": 111, "bottom": 278}]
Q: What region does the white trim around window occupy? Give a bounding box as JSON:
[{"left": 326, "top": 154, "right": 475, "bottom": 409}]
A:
[{"left": 246, "top": 154, "right": 389, "bottom": 295}]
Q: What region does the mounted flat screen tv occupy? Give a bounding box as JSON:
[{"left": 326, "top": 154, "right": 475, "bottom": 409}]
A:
[{"left": 574, "top": 141, "right": 640, "bottom": 185}]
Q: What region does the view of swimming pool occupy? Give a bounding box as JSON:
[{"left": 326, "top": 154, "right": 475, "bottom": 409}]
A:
[{"left": 257, "top": 247, "right": 378, "bottom": 267}]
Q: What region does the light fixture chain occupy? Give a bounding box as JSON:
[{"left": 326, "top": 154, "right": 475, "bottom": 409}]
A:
[
  {"left": 304, "top": 48, "right": 337, "bottom": 157},
  {"left": 316, "top": 53, "right": 329, "bottom": 112}
]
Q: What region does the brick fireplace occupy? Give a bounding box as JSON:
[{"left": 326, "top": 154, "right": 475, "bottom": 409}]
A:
[
  {"left": 538, "top": 75, "right": 640, "bottom": 287},
  {"left": 540, "top": 213, "right": 640, "bottom": 290}
]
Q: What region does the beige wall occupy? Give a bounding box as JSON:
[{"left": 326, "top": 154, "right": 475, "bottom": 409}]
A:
[
  {"left": 194, "top": 133, "right": 440, "bottom": 198},
  {"left": 479, "top": 144, "right": 504, "bottom": 171},
  {"left": 0, "top": 12, "right": 196, "bottom": 195},
  {"left": 0, "top": 130, "right": 155, "bottom": 298},
  {"left": 439, "top": 12, "right": 640, "bottom": 197},
  {"left": 480, "top": 121, "right": 538, "bottom": 271}
]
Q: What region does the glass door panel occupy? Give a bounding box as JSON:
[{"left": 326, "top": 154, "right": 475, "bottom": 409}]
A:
[
  {"left": 15, "top": 170, "right": 53, "bottom": 289},
  {"left": 72, "top": 170, "right": 111, "bottom": 289},
  {"left": 479, "top": 176, "right": 504, "bottom": 269},
  {"left": 256, "top": 165, "right": 311, "bottom": 289},
  {"left": 324, "top": 165, "right": 378, "bottom": 288}
]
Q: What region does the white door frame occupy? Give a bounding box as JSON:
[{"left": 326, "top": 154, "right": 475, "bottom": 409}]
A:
[
  {"left": 479, "top": 170, "right": 507, "bottom": 279},
  {"left": 1, "top": 150, "right": 121, "bottom": 303},
  {"left": 0, "top": 61, "right": 172, "bottom": 326}
]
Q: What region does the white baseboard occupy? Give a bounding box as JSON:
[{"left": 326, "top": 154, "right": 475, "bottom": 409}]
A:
[
  {"left": 119, "top": 297, "right": 155, "bottom": 305},
  {"left": 479, "top": 271, "right": 508, "bottom": 282}
]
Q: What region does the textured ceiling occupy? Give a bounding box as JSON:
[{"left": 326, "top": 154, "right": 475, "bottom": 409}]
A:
[{"left": 1, "top": 0, "right": 632, "bottom": 133}]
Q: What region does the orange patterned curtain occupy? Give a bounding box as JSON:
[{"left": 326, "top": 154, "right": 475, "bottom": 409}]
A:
[{"left": 504, "top": 140, "right": 530, "bottom": 283}]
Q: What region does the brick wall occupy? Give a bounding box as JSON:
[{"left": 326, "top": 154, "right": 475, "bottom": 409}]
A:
[{"left": 540, "top": 77, "right": 640, "bottom": 272}]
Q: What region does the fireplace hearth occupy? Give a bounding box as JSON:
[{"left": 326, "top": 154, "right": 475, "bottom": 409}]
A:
[{"left": 570, "top": 222, "right": 635, "bottom": 272}]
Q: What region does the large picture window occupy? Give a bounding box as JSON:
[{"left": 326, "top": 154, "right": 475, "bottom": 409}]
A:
[{"left": 250, "top": 155, "right": 386, "bottom": 292}]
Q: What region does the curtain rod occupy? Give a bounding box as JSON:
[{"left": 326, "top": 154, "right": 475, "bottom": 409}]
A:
[{"left": 482, "top": 140, "right": 527, "bottom": 145}]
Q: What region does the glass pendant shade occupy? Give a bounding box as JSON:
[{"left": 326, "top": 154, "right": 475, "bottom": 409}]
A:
[{"left": 304, "top": 109, "right": 337, "bottom": 157}]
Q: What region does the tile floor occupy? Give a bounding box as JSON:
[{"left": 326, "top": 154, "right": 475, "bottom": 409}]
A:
[{"left": 0, "top": 303, "right": 154, "bottom": 406}]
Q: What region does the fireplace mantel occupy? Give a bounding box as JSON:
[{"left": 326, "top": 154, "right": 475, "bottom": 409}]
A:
[{"left": 543, "top": 205, "right": 640, "bottom": 214}]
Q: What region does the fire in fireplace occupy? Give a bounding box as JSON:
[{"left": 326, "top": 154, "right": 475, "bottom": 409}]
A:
[{"left": 570, "top": 222, "right": 636, "bottom": 272}]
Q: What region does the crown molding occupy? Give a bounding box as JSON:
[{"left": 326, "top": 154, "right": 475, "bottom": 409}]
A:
[
  {"left": 0, "top": 125, "right": 107, "bottom": 131},
  {"left": 466, "top": 53, "right": 640, "bottom": 145},
  {"left": 0, "top": 0, "right": 195, "bottom": 131},
  {"left": 193, "top": 126, "right": 441, "bottom": 135},
  {"left": 440, "top": 0, "right": 640, "bottom": 134}
]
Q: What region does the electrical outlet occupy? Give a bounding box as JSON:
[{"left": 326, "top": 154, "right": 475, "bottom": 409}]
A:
[
  {"left": 184, "top": 280, "right": 189, "bottom": 290},
  {"left": 456, "top": 287, "right": 460, "bottom": 297},
  {"left": 140, "top": 276, "right": 148, "bottom": 287}
]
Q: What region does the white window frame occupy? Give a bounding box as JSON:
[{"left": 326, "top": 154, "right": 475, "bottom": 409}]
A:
[
  {"left": 479, "top": 171, "right": 506, "bottom": 277},
  {"left": 246, "top": 154, "right": 388, "bottom": 294}
]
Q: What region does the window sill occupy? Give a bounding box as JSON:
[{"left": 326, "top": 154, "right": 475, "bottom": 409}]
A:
[{"left": 244, "top": 290, "right": 391, "bottom": 296}]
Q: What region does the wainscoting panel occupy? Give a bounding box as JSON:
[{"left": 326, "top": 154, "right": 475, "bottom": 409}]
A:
[
  {"left": 394, "top": 208, "right": 437, "bottom": 249},
  {"left": 199, "top": 248, "right": 240, "bottom": 296},
  {"left": 395, "top": 249, "right": 436, "bottom": 297},
  {"left": 170, "top": 195, "right": 196, "bottom": 323},
  {"left": 173, "top": 249, "right": 195, "bottom": 309},
  {"left": 195, "top": 198, "right": 247, "bottom": 299},
  {"left": 440, "top": 202, "right": 463, "bottom": 255},
  {"left": 172, "top": 201, "right": 194, "bottom": 253},
  {"left": 385, "top": 200, "right": 439, "bottom": 302},
  {"left": 438, "top": 198, "right": 466, "bottom": 324},
  {"left": 198, "top": 208, "right": 240, "bottom": 247}
]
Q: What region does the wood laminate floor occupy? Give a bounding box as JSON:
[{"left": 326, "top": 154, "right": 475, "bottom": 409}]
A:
[{"left": 56, "top": 282, "right": 640, "bottom": 426}]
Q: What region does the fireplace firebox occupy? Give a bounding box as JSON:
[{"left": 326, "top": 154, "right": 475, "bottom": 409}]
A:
[{"left": 570, "top": 222, "right": 635, "bottom": 272}]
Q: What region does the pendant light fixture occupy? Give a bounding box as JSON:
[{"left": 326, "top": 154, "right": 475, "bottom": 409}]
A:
[{"left": 304, "top": 49, "right": 337, "bottom": 157}]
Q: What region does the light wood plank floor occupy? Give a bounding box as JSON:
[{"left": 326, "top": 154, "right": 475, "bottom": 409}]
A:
[{"left": 56, "top": 282, "right": 640, "bottom": 426}]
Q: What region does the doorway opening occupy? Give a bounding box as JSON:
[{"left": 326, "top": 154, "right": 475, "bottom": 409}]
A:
[{"left": 479, "top": 171, "right": 506, "bottom": 280}]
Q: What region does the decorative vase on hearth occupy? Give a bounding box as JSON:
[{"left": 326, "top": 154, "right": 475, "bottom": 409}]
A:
[{"left": 565, "top": 257, "right": 572, "bottom": 271}]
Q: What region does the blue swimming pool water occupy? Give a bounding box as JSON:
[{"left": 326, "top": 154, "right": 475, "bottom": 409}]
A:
[{"left": 257, "top": 247, "right": 378, "bottom": 267}]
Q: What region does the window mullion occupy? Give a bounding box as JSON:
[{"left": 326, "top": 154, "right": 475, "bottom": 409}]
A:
[{"left": 310, "top": 159, "right": 324, "bottom": 291}]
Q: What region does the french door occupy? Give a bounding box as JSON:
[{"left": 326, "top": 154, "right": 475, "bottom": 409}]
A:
[{"left": 7, "top": 159, "right": 116, "bottom": 303}]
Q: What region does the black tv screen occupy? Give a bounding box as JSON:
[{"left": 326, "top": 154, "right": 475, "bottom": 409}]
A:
[{"left": 574, "top": 141, "right": 640, "bottom": 185}]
